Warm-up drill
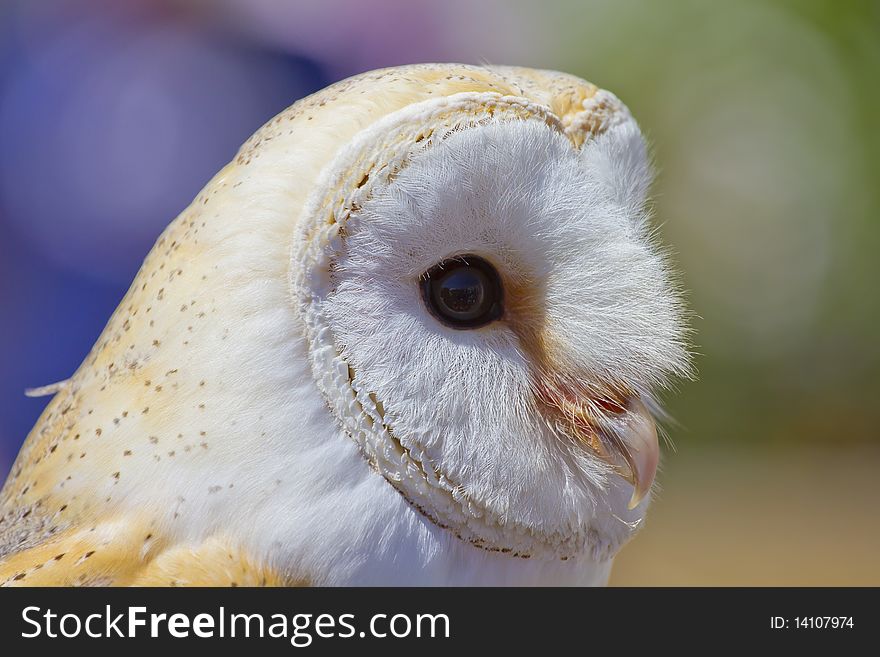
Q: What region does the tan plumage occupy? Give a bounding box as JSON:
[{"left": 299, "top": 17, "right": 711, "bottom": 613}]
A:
[
  {"left": 0, "top": 64, "right": 627, "bottom": 585},
  {"left": 0, "top": 521, "right": 287, "bottom": 586}
]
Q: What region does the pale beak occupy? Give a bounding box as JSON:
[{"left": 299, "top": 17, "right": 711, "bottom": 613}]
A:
[
  {"left": 602, "top": 398, "right": 659, "bottom": 510},
  {"left": 534, "top": 380, "right": 660, "bottom": 510}
]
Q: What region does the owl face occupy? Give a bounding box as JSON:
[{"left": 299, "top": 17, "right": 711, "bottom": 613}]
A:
[{"left": 293, "top": 91, "right": 690, "bottom": 560}]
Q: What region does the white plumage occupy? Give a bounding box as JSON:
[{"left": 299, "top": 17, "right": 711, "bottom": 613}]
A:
[{"left": 0, "top": 64, "right": 690, "bottom": 586}]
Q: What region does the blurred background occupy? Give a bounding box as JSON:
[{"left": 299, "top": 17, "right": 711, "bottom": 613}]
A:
[{"left": 0, "top": 0, "right": 877, "bottom": 584}]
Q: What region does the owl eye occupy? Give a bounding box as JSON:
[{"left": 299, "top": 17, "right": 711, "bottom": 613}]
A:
[{"left": 420, "top": 255, "right": 503, "bottom": 329}]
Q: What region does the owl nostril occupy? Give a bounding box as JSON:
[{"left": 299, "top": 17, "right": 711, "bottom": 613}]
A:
[{"left": 420, "top": 254, "right": 503, "bottom": 329}]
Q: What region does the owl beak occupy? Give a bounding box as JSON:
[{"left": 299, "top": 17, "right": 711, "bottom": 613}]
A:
[
  {"left": 603, "top": 398, "right": 660, "bottom": 510},
  {"left": 537, "top": 382, "right": 659, "bottom": 510}
]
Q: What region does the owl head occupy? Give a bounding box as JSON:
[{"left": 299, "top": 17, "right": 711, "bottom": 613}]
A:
[
  {"left": 5, "top": 66, "right": 691, "bottom": 580},
  {"left": 289, "top": 66, "right": 691, "bottom": 560}
]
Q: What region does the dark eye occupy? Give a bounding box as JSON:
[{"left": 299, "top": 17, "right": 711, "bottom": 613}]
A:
[{"left": 420, "top": 254, "right": 503, "bottom": 329}]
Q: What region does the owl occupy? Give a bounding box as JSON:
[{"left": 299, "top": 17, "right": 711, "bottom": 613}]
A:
[{"left": 0, "top": 64, "right": 690, "bottom": 586}]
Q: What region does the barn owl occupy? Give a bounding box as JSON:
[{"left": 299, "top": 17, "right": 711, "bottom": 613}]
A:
[{"left": 0, "top": 64, "right": 690, "bottom": 586}]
